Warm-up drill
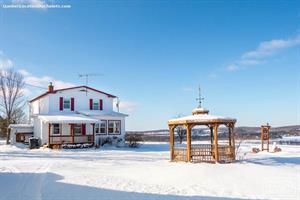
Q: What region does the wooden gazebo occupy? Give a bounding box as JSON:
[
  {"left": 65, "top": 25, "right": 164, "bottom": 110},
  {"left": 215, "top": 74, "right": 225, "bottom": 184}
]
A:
[{"left": 168, "top": 107, "right": 237, "bottom": 163}]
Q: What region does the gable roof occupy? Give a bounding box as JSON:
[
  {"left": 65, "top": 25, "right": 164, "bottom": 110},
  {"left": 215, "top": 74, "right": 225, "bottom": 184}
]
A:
[{"left": 29, "top": 85, "right": 117, "bottom": 103}]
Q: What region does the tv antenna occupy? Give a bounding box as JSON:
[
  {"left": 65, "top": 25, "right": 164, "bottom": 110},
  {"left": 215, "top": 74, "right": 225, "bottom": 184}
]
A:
[
  {"left": 196, "top": 85, "right": 204, "bottom": 108},
  {"left": 78, "top": 73, "right": 103, "bottom": 86}
]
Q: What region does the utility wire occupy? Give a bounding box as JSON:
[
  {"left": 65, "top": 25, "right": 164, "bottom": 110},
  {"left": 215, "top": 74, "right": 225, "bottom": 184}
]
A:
[{"left": 0, "top": 74, "right": 48, "bottom": 90}]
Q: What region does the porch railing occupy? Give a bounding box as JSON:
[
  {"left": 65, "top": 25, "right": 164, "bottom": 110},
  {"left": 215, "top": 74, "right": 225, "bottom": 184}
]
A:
[{"left": 49, "top": 135, "right": 94, "bottom": 145}]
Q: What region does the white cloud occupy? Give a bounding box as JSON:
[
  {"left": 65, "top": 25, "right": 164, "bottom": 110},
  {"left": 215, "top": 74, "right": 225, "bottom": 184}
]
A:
[
  {"left": 208, "top": 73, "right": 218, "bottom": 79},
  {"left": 21, "top": 69, "right": 74, "bottom": 90},
  {"left": 227, "top": 64, "right": 239, "bottom": 71},
  {"left": 0, "top": 51, "right": 75, "bottom": 98},
  {"left": 119, "top": 101, "right": 139, "bottom": 112},
  {"left": 0, "top": 53, "right": 13, "bottom": 69},
  {"left": 227, "top": 34, "right": 300, "bottom": 71},
  {"left": 182, "top": 86, "right": 195, "bottom": 92}
]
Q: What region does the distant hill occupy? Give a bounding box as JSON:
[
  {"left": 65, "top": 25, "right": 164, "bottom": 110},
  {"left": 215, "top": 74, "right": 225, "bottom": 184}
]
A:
[{"left": 126, "top": 125, "right": 300, "bottom": 142}]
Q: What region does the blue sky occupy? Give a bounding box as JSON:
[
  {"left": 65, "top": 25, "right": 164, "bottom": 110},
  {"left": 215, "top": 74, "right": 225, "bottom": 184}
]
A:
[{"left": 0, "top": 0, "right": 299, "bottom": 130}]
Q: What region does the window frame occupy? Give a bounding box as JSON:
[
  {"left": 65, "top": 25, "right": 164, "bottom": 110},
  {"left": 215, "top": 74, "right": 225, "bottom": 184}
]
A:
[
  {"left": 63, "top": 98, "right": 71, "bottom": 110},
  {"left": 108, "top": 120, "right": 121, "bottom": 135},
  {"left": 97, "top": 120, "right": 108, "bottom": 135},
  {"left": 73, "top": 124, "right": 82, "bottom": 136},
  {"left": 93, "top": 101, "right": 99, "bottom": 110},
  {"left": 52, "top": 124, "right": 61, "bottom": 135}
]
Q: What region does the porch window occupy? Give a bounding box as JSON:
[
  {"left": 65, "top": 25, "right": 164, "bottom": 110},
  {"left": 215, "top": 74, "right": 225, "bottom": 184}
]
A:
[
  {"left": 108, "top": 120, "right": 121, "bottom": 135},
  {"left": 53, "top": 124, "right": 60, "bottom": 135},
  {"left": 63, "top": 98, "right": 70, "bottom": 109},
  {"left": 93, "top": 101, "right": 99, "bottom": 110},
  {"left": 73, "top": 124, "right": 82, "bottom": 135},
  {"left": 95, "top": 120, "right": 107, "bottom": 134}
]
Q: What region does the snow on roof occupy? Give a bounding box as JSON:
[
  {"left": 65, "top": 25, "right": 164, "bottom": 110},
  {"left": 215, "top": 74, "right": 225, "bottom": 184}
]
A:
[
  {"left": 78, "top": 110, "right": 128, "bottom": 117},
  {"left": 29, "top": 85, "right": 117, "bottom": 103},
  {"left": 8, "top": 124, "right": 33, "bottom": 128},
  {"left": 168, "top": 114, "right": 236, "bottom": 124},
  {"left": 169, "top": 107, "right": 236, "bottom": 124},
  {"left": 192, "top": 107, "right": 209, "bottom": 115},
  {"left": 38, "top": 114, "right": 99, "bottom": 124}
]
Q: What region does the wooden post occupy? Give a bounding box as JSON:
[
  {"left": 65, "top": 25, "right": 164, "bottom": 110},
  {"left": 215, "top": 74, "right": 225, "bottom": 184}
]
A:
[
  {"left": 231, "top": 124, "right": 236, "bottom": 160},
  {"left": 261, "top": 124, "right": 270, "bottom": 152},
  {"left": 213, "top": 124, "right": 219, "bottom": 163},
  {"left": 48, "top": 123, "right": 51, "bottom": 145},
  {"left": 169, "top": 125, "right": 175, "bottom": 161},
  {"left": 209, "top": 126, "right": 213, "bottom": 146},
  {"left": 92, "top": 123, "right": 95, "bottom": 144},
  {"left": 70, "top": 124, "right": 74, "bottom": 143},
  {"left": 186, "top": 124, "right": 191, "bottom": 162},
  {"left": 228, "top": 124, "right": 232, "bottom": 146}
]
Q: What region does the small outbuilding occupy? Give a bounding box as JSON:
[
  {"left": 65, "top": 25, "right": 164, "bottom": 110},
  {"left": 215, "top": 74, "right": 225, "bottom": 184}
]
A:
[{"left": 168, "top": 107, "right": 236, "bottom": 163}]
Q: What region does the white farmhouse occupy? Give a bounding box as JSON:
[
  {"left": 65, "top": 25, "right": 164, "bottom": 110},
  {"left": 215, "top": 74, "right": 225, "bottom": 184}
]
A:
[{"left": 9, "top": 83, "right": 128, "bottom": 148}]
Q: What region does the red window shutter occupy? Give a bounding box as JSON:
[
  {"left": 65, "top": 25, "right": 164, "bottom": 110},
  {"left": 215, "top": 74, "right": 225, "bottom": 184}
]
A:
[
  {"left": 82, "top": 124, "right": 86, "bottom": 135},
  {"left": 100, "top": 99, "right": 103, "bottom": 110},
  {"left": 71, "top": 98, "right": 74, "bottom": 111},
  {"left": 90, "top": 99, "right": 93, "bottom": 110},
  {"left": 59, "top": 97, "right": 63, "bottom": 111}
]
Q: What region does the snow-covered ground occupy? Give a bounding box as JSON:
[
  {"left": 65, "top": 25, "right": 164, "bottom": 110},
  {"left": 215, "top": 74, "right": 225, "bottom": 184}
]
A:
[{"left": 0, "top": 140, "right": 299, "bottom": 200}]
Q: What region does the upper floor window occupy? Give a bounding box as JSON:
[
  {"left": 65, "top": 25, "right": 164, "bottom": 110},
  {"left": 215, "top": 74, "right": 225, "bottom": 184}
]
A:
[
  {"left": 93, "top": 102, "right": 99, "bottom": 110},
  {"left": 63, "top": 99, "right": 70, "bottom": 109},
  {"left": 90, "top": 99, "right": 103, "bottom": 110}
]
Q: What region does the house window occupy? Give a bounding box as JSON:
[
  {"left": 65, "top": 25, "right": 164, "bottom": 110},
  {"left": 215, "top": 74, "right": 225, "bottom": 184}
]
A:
[
  {"left": 93, "top": 101, "right": 99, "bottom": 110},
  {"left": 63, "top": 99, "right": 70, "bottom": 109},
  {"left": 73, "top": 124, "right": 82, "bottom": 136},
  {"left": 108, "top": 120, "right": 121, "bottom": 135},
  {"left": 53, "top": 124, "right": 60, "bottom": 135},
  {"left": 95, "top": 120, "right": 107, "bottom": 134}
]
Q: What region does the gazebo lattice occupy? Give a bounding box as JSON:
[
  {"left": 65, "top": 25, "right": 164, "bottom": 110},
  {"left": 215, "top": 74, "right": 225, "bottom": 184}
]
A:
[{"left": 168, "top": 107, "right": 237, "bottom": 163}]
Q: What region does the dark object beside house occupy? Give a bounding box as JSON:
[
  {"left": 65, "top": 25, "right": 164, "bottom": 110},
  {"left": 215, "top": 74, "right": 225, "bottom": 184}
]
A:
[{"left": 29, "top": 137, "right": 40, "bottom": 149}]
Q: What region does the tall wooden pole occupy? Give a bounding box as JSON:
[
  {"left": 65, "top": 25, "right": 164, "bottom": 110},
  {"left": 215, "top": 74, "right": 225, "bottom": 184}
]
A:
[
  {"left": 213, "top": 124, "right": 219, "bottom": 163},
  {"left": 169, "top": 125, "right": 175, "bottom": 161},
  {"left": 186, "top": 124, "right": 191, "bottom": 162}
]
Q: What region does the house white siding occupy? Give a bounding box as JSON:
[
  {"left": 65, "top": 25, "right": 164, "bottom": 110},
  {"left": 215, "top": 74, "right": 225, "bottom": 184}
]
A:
[{"left": 14, "top": 85, "right": 128, "bottom": 147}]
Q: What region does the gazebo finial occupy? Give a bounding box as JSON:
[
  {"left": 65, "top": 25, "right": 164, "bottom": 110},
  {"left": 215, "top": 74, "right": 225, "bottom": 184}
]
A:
[{"left": 196, "top": 85, "right": 204, "bottom": 108}]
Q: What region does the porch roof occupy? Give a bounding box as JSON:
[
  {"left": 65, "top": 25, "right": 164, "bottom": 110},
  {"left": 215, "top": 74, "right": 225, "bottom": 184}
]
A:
[{"left": 38, "top": 114, "right": 98, "bottom": 124}]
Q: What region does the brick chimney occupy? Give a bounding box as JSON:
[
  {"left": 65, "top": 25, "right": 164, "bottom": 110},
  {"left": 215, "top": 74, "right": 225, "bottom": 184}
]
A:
[{"left": 48, "top": 82, "right": 54, "bottom": 93}]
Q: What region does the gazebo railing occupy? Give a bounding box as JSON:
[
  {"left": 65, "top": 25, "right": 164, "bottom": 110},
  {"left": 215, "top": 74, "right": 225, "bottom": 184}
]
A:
[
  {"left": 173, "top": 147, "right": 187, "bottom": 162},
  {"left": 191, "top": 144, "right": 214, "bottom": 163},
  {"left": 173, "top": 144, "right": 235, "bottom": 163}
]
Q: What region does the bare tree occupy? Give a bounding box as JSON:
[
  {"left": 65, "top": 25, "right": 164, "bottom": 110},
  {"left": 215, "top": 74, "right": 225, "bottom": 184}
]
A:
[
  {"left": 0, "top": 69, "right": 26, "bottom": 144},
  {"left": 176, "top": 125, "right": 186, "bottom": 144}
]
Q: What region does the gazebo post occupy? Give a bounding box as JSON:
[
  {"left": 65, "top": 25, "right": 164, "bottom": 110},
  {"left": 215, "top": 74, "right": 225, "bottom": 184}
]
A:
[
  {"left": 209, "top": 125, "right": 214, "bottom": 147},
  {"left": 228, "top": 123, "right": 232, "bottom": 146},
  {"left": 213, "top": 124, "right": 219, "bottom": 163},
  {"left": 231, "top": 123, "right": 236, "bottom": 160},
  {"left": 169, "top": 125, "right": 175, "bottom": 161},
  {"left": 186, "top": 124, "right": 192, "bottom": 162}
]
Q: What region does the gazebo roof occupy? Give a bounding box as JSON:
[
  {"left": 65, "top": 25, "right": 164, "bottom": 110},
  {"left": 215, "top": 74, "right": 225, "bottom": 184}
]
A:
[{"left": 168, "top": 108, "right": 236, "bottom": 125}]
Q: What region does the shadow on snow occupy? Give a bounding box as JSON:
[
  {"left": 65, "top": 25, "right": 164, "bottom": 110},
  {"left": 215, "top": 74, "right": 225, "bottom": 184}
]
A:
[{"left": 0, "top": 172, "right": 250, "bottom": 200}]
